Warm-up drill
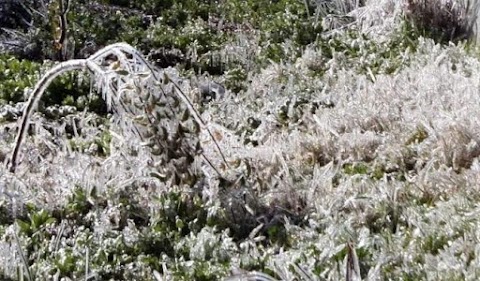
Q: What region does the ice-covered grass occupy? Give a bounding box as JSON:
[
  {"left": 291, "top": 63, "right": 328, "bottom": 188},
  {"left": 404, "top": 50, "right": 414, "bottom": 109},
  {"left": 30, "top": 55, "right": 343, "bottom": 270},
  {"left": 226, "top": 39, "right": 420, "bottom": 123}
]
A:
[{"left": 2, "top": 0, "right": 480, "bottom": 280}]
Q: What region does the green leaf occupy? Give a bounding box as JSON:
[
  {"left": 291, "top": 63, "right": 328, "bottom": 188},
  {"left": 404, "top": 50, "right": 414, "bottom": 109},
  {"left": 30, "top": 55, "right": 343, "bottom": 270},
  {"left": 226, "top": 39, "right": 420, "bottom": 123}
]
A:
[
  {"left": 115, "top": 70, "right": 130, "bottom": 76},
  {"left": 16, "top": 219, "right": 31, "bottom": 235}
]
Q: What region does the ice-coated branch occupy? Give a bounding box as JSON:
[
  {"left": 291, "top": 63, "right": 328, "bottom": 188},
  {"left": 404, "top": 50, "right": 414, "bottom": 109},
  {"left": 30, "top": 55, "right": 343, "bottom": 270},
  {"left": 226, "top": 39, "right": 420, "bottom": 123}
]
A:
[{"left": 7, "top": 43, "right": 228, "bottom": 176}]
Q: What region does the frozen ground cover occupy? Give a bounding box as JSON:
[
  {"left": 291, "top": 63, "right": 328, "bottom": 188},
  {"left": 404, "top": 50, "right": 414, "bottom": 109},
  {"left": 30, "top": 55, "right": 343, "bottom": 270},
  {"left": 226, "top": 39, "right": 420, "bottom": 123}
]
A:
[{"left": 1, "top": 0, "right": 480, "bottom": 280}]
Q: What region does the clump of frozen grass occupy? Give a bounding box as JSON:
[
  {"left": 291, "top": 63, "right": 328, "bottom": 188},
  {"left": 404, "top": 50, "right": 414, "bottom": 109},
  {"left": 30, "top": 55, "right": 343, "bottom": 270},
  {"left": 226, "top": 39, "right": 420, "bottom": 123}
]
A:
[
  {"left": 209, "top": 22, "right": 480, "bottom": 277},
  {"left": 312, "top": 0, "right": 364, "bottom": 31},
  {"left": 403, "top": 0, "right": 479, "bottom": 43},
  {"left": 318, "top": 0, "right": 479, "bottom": 46},
  {"left": 315, "top": 0, "right": 404, "bottom": 41},
  {"left": 173, "top": 13, "right": 480, "bottom": 277}
]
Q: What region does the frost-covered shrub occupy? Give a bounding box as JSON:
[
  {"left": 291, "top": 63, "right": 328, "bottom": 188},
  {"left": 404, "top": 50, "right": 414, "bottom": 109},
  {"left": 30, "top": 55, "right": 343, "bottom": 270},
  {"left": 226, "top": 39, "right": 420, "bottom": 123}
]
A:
[{"left": 7, "top": 43, "right": 224, "bottom": 186}]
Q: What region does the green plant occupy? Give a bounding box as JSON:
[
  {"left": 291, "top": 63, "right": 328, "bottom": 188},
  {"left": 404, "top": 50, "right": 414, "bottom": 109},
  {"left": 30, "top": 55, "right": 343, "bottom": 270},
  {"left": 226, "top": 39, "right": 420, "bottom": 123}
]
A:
[
  {"left": 0, "top": 55, "right": 41, "bottom": 105},
  {"left": 17, "top": 209, "right": 55, "bottom": 238}
]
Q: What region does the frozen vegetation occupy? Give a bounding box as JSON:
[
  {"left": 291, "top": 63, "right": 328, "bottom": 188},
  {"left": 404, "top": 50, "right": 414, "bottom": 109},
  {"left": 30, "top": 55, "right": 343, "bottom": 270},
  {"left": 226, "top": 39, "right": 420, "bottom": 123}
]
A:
[{"left": 1, "top": 0, "right": 480, "bottom": 280}]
